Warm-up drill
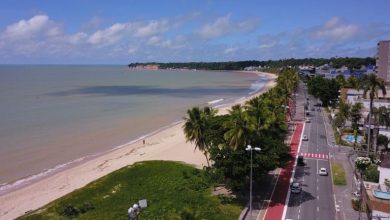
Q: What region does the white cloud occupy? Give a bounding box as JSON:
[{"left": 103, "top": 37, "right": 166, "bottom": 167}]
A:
[
  {"left": 315, "top": 16, "right": 359, "bottom": 41},
  {"left": 147, "top": 36, "right": 161, "bottom": 45},
  {"left": 4, "top": 15, "right": 49, "bottom": 39},
  {"left": 134, "top": 20, "right": 170, "bottom": 37},
  {"left": 66, "top": 32, "right": 88, "bottom": 44},
  {"left": 224, "top": 46, "right": 239, "bottom": 54},
  {"left": 87, "top": 23, "right": 126, "bottom": 45},
  {"left": 198, "top": 15, "right": 232, "bottom": 38},
  {"left": 127, "top": 44, "right": 139, "bottom": 54},
  {"left": 197, "top": 15, "right": 258, "bottom": 39}
]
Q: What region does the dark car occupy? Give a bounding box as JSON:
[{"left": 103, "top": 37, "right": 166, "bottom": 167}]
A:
[
  {"left": 291, "top": 181, "right": 302, "bottom": 193},
  {"left": 297, "top": 156, "right": 305, "bottom": 166}
]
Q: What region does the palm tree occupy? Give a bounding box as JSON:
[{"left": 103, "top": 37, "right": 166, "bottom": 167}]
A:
[
  {"left": 346, "top": 76, "right": 360, "bottom": 89},
  {"left": 360, "top": 74, "right": 387, "bottom": 156},
  {"left": 350, "top": 102, "right": 363, "bottom": 131},
  {"left": 183, "top": 106, "right": 217, "bottom": 166},
  {"left": 224, "top": 104, "right": 251, "bottom": 150},
  {"left": 350, "top": 102, "right": 363, "bottom": 149}
]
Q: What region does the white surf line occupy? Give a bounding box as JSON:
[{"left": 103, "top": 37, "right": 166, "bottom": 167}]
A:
[
  {"left": 281, "top": 122, "right": 305, "bottom": 220},
  {"left": 261, "top": 123, "right": 297, "bottom": 220}
]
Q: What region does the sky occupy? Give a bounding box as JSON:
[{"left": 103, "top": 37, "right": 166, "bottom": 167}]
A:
[{"left": 0, "top": 0, "right": 389, "bottom": 64}]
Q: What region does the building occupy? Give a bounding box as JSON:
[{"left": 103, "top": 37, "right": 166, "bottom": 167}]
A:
[
  {"left": 376, "top": 40, "right": 390, "bottom": 82},
  {"left": 364, "top": 155, "right": 390, "bottom": 219}
]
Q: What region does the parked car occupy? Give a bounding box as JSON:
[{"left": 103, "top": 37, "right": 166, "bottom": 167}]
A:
[
  {"left": 290, "top": 181, "right": 302, "bottom": 193},
  {"left": 305, "top": 118, "right": 311, "bottom": 123},
  {"left": 319, "top": 168, "right": 328, "bottom": 176},
  {"left": 297, "top": 156, "right": 305, "bottom": 166},
  {"left": 302, "top": 135, "right": 308, "bottom": 141}
]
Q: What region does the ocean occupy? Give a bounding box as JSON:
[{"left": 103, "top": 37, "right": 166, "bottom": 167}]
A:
[{"left": 0, "top": 65, "right": 268, "bottom": 192}]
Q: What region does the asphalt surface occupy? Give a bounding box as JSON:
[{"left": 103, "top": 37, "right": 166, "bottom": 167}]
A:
[{"left": 284, "top": 84, "right": 336, "bottom": 220}]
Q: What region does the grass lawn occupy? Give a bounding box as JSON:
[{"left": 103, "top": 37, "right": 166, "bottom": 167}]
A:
[
  {"left": 19, "top": 161, "right": 242, "bottom": 220},
  {"left": 331, "top": 163, "right": 347, "bottom": 186}
]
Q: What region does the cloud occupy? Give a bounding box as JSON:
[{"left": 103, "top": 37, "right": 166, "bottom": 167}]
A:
[
  {"left": 4, "top": 15, "right": 49, "bottom": 39},
  {"left": 0, "top": 13, "right": 388, "bottom": 63},
  {"left": 197, "top": 15, "right": 258, "bottom": 39},
  {"left": 87, "top": 23, "right": 127, "bottom": 45},
  {"left": 314, "top": 16, "right": 359, "bottom": 41},
  {"left": 134, "top": 20, "right": 170, "bottom": 37},
  {"left": 255, "top": 16, "right": 387, "bottom": 59},
  {"left": 224, "top": 46, "right": 239, "bottom": 54}
]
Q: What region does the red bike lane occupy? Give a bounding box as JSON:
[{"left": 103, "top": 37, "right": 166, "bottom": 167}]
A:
[{"left": 264, "top": 122, "right": 303, "bottom": 220}]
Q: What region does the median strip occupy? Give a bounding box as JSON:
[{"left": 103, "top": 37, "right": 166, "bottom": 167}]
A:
[{"left": 331, "top": 163, "right": 347, "bottom": 186}]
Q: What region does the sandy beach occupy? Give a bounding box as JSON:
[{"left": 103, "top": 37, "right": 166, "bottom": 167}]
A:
[{"left": 0, "top": 71, "right": 277, "bottom": 219}]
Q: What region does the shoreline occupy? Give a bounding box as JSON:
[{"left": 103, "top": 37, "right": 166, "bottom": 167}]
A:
[{"left": 0, "top": 71, "right": 277, "bottom": 219}]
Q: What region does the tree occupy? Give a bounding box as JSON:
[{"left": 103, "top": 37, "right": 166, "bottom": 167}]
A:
[
  {"left": 307, "top": 76, "right": 340, "bottom": 107},
  {"left": 350, "top": 102, "right": 363, "bottom": 131},
  {"left": 346, "top": 76, "right": 359, "bottom": 89},
  {"left": 360, "top": 74, "right": 386, "bottom": 156},
  {"left": 335, "top": 75, "right": 347, "bottom": 88},
  {"left": 224, "top": 105, "right": 251, "bottom": 150},
  {"left": 183, "top": 107, "right": 217, "bottom": 166},
  {"left": 377, "top": 134, "right": 389, "bottom": 152}
]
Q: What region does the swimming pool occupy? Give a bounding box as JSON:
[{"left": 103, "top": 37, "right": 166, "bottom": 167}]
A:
[
  {"left": 373, "top": 190, "right": 390, "bottom": 200},
  {"left": 341, "top": 134, "right": 363, "bottom": 144}
]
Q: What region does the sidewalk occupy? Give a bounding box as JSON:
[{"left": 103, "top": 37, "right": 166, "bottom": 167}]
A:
[
  {"left": 263, "top": 122, "right": 303, "bottom": 220},
  {"left": 240, "top": 83, "right": 306, "bottom": 220},
  {"left": 322, "top": 109, "right": 367, "bottom": 220},
  {"left": 239, "top": 123, "right": 296, "bottom": 220}
]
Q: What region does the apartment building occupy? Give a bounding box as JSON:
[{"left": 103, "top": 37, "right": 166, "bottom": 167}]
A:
[{"left": 376, "top": 40, "right": 390, "bottom": 82}]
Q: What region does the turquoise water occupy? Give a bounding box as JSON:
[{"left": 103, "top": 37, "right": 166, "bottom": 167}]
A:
[
  {"left": 0, "top": 65, "right": 267, "bottom": 190},
  {"left": 341, "top": 134, "right": 363, "bottom": 143},
  {"left": 373, "top": 190, "right": 390, "bottom": 200}
]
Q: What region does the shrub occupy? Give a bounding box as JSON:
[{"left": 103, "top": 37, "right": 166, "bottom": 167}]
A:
[
  {"left": 62, "top": 204, "right": 79, "bottom": 218},
  {"left": 79, "top": 202, "right": 95, "bottom": 214},
  {"left": 364, "top": 164, "right": 379, "bottom": 183},
  {"left": 351, "top": 198, "right": 360, "bottom": 211}
]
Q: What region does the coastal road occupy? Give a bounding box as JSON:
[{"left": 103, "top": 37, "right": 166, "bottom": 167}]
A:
[{"left": 284, "top": 90, "right": 336, "bottom": 220}]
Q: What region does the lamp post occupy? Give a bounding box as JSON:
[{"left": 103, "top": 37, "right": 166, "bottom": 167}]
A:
[{"left": 246, "top": 145, "right": 261, "bottom": 220}]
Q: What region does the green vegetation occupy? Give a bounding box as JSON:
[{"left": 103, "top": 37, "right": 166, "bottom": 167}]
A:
[
  {"left": 364, "top": 164, "right": 379, "bottom": 183},
  {"left": 331, "top": 163, "right": 347, "bottom": 185},
  {"left": 183, "top": 69, "right": 297, "bottom": 190},
  {"left": 306, "top": 76, "right": 340, "bottom": 107},
  {"left": 128, "top": 57, "right": 375, "bottom": 70},
  {"left": 19, "top": 161, "right": 242, "bottom": 220},
  {"left": 351, "top": 198, "right": 366, "bottom": 212}
]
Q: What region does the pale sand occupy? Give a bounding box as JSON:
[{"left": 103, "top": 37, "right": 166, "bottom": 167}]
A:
[{"left": 0, "top": 71, "right": 277, "bottom": 219}]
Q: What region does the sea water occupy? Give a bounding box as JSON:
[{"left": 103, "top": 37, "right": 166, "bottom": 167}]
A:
[{"left": 0, "top": 65, "right": 268, "bottom": 192}]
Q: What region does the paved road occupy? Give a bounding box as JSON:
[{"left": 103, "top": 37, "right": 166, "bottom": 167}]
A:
[
  {"left": 284, "top": 85, "right": 336, "bottom": 220},
  {"left": 263, "top": 122, "right": 303, "bottom": 220}
]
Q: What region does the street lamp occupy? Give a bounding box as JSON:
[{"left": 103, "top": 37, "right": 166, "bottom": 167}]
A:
[
  {"left": 128, "top": 199, "right": 147, "bottom": 220},
  {"left": 246, "top": 145, "right": 261, "bottom": 220}
]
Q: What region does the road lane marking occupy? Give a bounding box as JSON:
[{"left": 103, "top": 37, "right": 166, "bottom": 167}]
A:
[{"left": 281, "top": 122, "right": 305, "bottom": 220}]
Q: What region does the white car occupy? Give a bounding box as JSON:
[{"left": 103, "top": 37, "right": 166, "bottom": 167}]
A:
[
  {"left": 302, "top": 135, "right": 308, "bottom": 141},
  {"left": 305, "top": 118, "right": 311, "bottom": 123},
  {"left": 290, "top": 181, "right": 302, "bottom": 193},
  {"left": 319, "top": 168, "right": 328, "bottom": 176}
]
